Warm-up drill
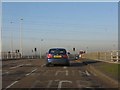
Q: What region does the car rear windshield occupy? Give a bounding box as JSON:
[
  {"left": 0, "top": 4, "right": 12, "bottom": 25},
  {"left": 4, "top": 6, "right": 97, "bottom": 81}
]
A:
[{"left": 49, "top": 49, "right": 66, "bottom": 54}]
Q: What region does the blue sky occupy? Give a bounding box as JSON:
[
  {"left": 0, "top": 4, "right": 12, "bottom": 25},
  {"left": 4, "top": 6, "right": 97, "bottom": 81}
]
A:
[{"left": 2, "top": 2, "right": 118, "bottom": 55}]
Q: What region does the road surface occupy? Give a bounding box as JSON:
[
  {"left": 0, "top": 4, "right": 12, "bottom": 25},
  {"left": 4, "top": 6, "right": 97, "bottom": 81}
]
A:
[{"left": 2, "top": 59, "right": 117, "bottom": 89}]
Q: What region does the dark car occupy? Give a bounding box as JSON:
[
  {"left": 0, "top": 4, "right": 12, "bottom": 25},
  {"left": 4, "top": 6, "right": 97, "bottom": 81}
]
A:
[{"left": 46, "top": 48, "right": 70, "bottom": 66}]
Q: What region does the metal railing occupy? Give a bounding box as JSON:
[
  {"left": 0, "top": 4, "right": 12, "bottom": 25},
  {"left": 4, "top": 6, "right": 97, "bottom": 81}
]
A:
[
  {"left": 84, "top": 50, "right": 120, "bottom": 63},
  {"left": 1, "top": 52, "right": 21, "bottom": 60}
]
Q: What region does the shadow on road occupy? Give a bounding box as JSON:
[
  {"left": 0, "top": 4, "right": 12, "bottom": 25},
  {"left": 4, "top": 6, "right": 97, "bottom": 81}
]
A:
[{"left": 70, "top": 59, "right": 101, "bottom": 67}]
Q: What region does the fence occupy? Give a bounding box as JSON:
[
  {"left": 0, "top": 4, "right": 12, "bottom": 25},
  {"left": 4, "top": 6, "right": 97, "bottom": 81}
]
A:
[
  {"left": 1, "top": 52, "right": 21, "bottom": 60},
  {"left": 1, "top": 52, "right": 42, "bottom": 60},
  {"left": 84, "top": 50, "right": 120, "bottom": 62}
]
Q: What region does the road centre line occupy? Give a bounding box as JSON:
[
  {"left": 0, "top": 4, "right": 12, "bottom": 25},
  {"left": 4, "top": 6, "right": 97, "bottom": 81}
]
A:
[{"left": 6, "top": 81, "right": 18, "bottom": 89}]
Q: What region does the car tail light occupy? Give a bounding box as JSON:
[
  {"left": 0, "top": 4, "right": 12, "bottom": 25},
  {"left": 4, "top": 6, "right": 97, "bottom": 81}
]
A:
[
  {"left": 62, "top": 55, "right": 68, "bottom": 58},
  {"left": 47, "top": 54, "right": 53, "bottom": 59}
]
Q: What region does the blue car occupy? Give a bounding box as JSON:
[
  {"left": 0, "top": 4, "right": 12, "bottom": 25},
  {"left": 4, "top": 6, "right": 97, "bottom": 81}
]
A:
[{"left": 46, "top": 48, "right": 70, "bottom": 66}]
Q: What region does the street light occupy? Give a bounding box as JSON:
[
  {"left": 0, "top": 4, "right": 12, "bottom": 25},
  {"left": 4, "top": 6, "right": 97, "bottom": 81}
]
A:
[
  {"left": 20, "top": 18, "right": 23, "bottom": 58},
  {"left": 40, "top": 39, "right": 43, "bottom": 59},
  {"left": 10, "top": 21, "right": 13, "bottom": 58}
]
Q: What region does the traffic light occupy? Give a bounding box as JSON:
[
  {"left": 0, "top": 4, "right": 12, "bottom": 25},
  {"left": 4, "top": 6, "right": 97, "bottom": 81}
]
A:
[
  {"left": 34, "top": 48, "right": 37, "bottom": 52},
  {"left": 73, "top": 48, "right": 75, "bottom": 51}
]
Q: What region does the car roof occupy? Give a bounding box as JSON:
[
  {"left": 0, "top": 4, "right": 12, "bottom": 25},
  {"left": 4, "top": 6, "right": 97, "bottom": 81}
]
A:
[{"left": 49, "top": 48, "right": 66, "bottom": 50}]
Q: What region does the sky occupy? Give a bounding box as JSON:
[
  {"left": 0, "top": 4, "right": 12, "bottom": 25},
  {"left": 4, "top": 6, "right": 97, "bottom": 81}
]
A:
[{"left": 2, "top": 2, "right": 118, "bottom": 55}]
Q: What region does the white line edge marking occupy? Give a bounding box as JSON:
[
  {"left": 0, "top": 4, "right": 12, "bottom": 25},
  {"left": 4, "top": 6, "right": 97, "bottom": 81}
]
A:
[{"left": 6, "top": 81, "right": 18, "bottom": 89}]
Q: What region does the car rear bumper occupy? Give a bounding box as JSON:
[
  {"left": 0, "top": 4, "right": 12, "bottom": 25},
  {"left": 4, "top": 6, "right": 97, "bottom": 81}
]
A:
[{"left": 47, "top": 58, "right": 69, "bottom": 65}]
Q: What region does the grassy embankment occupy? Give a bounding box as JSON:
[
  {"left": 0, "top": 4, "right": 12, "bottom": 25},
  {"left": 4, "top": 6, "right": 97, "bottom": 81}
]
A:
[{"left": 83, "top": 59, "right": 120, "bottom": 82}]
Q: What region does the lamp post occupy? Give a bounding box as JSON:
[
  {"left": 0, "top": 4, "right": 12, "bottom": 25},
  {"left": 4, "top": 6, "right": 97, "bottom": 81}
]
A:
[
  {"left": 10, "top": 22, "right": 13, "bottom": 59},
  {"left": 40, "top": 39, "right": 43, "bottom": 59},
  {"left": 20, "top": 18, "right": 23, "bottom": 58}
]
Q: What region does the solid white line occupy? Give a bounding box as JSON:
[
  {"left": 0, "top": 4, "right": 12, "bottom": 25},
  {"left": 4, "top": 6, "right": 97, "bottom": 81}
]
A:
[{"left": 6, "top": 81, "right": 18, "bottom": 89}]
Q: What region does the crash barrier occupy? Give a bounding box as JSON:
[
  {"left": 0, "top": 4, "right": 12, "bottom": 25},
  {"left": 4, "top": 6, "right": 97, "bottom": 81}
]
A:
[{"left": 84, "top": 50, "right": 120, "bottom": 63}]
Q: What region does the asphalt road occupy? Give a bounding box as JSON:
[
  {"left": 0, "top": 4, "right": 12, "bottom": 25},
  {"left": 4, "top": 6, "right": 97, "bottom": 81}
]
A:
[{"left": 2, "top": 59, "right": 115, "bottom": 89}]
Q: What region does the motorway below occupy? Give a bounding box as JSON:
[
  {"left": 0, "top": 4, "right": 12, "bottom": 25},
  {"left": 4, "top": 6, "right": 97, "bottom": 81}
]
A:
[{"left": 2, "top": 59, "right": 119, "bottom": 89}]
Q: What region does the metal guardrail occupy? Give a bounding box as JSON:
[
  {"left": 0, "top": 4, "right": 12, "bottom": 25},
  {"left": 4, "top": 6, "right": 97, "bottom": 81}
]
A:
[{"left": 84, "top": 50, "right": 120, "bottom": 63}]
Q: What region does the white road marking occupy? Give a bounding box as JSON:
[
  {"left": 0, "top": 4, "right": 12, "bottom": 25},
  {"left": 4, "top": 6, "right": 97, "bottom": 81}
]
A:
[
  {"left": 58, "top": 80, "right": 72, "bottom": 89},
  {"left": 6, "top": 81, "right": 18, "bottom": 89},
  {"left": 63, "top": 66, "right": 67, "bottom": 69},
  {"left": 46, "top": 80, "right": 53, "bottom": 88},
  {"left": 25, "top": 68, "right": 37, "bottom": 76},
  {"left": 66, "top": 70, "right": 68, "bottom": 76},
  {"left": 55, "top": 70, "right": 68, "bottom": 76},
  {"left": 41, "top": 64, "right": 46, "bottom": 67},
  {"left": 10, "top": 64, "right": 24, "bottom": 69},
  {"left": 85, "top": 70, "right": 90, "bottom": 76},
  {"left": 2, "top": 71, "right": 9, "bottom": 75},
  {"left": 79, "top": 70, "right": 86, "bottom": 75}
]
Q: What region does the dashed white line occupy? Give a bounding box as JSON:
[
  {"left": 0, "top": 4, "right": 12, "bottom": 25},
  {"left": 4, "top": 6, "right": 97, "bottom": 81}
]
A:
[
  {"left": 66, "top": 70, "right": 68, "bottom": 76},
  {"left": 63, "top": 66, "right": 67, "bottom": 69},
  {"left": 6, "top": 81, "right": 18, "bottom": 89},
  {"left": 41, "top": 64, "right": 46, "bottom": 67},
  {"left": 10, "top": 64, "right": 24, "bottom": 69},
  {"left": 2, "top": 71, "right": 9, "bottom": 75},
  {"left": 25, "top": 68, "right": 37, "bottom": 76}
]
